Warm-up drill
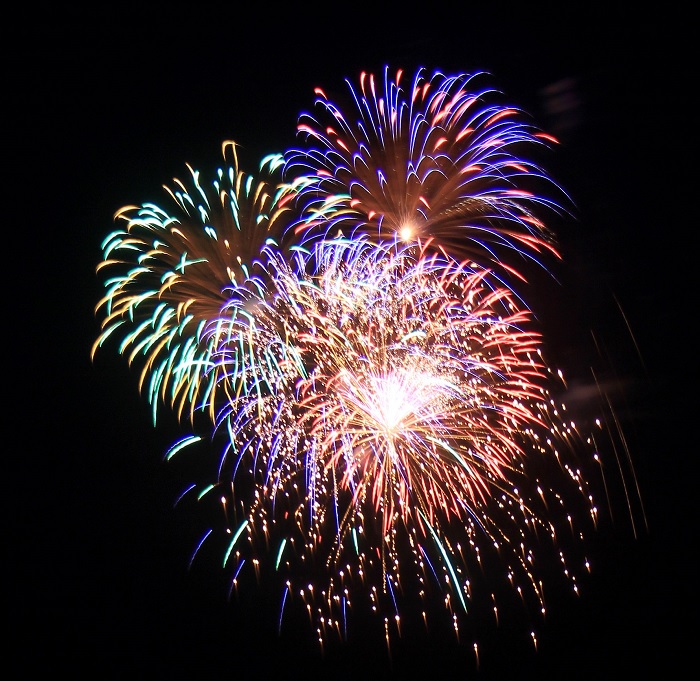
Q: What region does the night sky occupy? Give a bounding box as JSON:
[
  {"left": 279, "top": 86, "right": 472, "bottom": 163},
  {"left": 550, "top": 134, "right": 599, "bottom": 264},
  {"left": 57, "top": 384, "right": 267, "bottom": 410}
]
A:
[{"left": 12, "top": 6, "right": 692, "bottom": 679}]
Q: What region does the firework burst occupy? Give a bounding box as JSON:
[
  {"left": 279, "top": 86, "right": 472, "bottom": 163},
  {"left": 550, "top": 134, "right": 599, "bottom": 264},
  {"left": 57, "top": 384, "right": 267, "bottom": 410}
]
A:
[
  {"left": 285, "top": 66, "right": 569, "bottom": 284},
  {"left": 181, "top": 238, "right": 601, "bottom": 647},
  {"left": 92, "top": 141, "right": 310, "bottom": 424}
]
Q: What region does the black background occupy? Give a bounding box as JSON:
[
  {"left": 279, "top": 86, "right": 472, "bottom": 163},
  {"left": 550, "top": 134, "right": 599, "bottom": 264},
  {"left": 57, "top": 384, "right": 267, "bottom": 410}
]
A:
[{"left": 11, "top": 5, "right": 693, "bottom": 679}]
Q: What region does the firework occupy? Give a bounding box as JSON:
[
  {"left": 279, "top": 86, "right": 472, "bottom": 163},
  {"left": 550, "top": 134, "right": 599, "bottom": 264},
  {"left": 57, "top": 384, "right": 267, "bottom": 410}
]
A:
[
  {"left": 182, "top": 237, "right": 601, "bottom": 647},
  {"left": 285, "top": 66, "right": 569, "bottom": 284},
  {"left": 92, "top": 141, "right": 310, "bottom": 424},
  {"left": 93, "top": 67, "right": 638, "bottom": 655}
]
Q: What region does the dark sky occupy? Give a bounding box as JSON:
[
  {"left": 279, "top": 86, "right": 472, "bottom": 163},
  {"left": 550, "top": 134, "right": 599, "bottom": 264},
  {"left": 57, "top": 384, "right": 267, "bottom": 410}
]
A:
[{"left": 12, "top": 5, "right": 692, "bottom": 679}]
